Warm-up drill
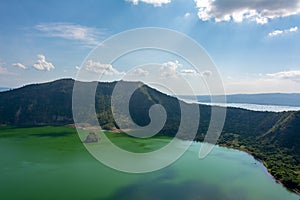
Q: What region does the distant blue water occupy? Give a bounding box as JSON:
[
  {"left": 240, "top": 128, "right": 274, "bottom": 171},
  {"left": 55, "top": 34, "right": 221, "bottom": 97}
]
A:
[
  {"left": 0, "top": 87, "right": 10, "bottom": 92},
  {"left": 195, "top": 93, "right": 300, "bottom": 107},
  {"left": 198, "top": 102, "right": 300, "bottom": 112},
  {"left": 180, "top": 98, "right": 300, "bottom": 112},
  {"left": 179, "top": 93, "right": 300, "bottom": 111}
]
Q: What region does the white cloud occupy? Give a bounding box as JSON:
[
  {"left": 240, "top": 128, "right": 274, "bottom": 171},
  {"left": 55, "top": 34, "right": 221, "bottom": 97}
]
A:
[
  {"left": 180, "top": 69, "right": 212, "bottom": 78},
  {"left": 160, "top": 61, "right": 212, "bottom": 79},
  {"left": 290, "top": 26, "right": 299, "bottom": 32},
  {"left": 181, "top": 69, "right": 198, "bottom": 74},
  {"left": 160, "top": 60, "right": 181, "bottom": 78},
  {"left": 32, "top": 54, "right": 55, "bottom": 71},
  {"left": 75, "top": 66, "right": 81, "bottom": 70},
  {"left": 268, "top": 26, "right": 298, "bottom": 37},
  {"left": 221, "top": 71, "right": 300, "bottom": 94},
  {"left": 127, "top": 0, "right": 171, "bottom": 7},
  {"left": 12, "top": 63, "right": 26, "bottom": 70},
  {"left": 84, "top": 60, "right": 124, "bottom": 75},
  {"left": 131, "top": 68, "right": 149, "bottom": 77},
  {"left": 201, "top": 70, "right": 212, "bottom": 77},
  {"left": 35, "top": 23, "right": 103, "bottom": 45},
  {"left": 195, "top": 0, "right": 300, "bottom": 24},
  {"left": 266, "top": 70, "right": 300, "bottom": 82},
  {"left": 184, "top": 12, "right": 191, "bottom": 18},
  {"left": 268, "top": 30, "right": 284, "bottom": 37}
]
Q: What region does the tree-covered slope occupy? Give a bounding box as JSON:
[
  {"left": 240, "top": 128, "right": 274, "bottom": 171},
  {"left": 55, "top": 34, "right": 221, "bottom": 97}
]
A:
[
  {"left": 0, "top": 79, "right": 299, "bottom": 192},
  {"left": 0, "top": 79, "right": 74, "bottom": 125}
]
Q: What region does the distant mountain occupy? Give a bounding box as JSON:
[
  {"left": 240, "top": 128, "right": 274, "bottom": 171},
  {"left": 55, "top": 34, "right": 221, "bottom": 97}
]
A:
[
  {"left": 0, "top": 87, "right": 10, "bottom": 92},
  {"left": 0, "top": 79, "right": 299, "bottom": 192},
  {"left": 181, "top": 93, "right": 300, "bottom": 107}
]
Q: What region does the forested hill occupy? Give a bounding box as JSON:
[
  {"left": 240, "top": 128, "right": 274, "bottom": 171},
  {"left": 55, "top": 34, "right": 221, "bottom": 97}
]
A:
[{"left": 0, "top": 79, "right": 299, "bottom": 192}]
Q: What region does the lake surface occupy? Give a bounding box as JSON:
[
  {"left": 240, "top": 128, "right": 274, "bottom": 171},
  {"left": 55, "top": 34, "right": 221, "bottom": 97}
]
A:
[
  {"left": 198, "top": 102, "right": 300, "bottom": 112},
  {"left": 0, "top": 126, "right": 298, "bottom": 200},
  {"left": 181, "top": 98, "right": 300, "bottom": 112}
]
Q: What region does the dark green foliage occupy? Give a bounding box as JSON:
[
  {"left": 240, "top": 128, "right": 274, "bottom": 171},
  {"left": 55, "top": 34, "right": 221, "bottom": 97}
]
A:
[
  {"left": 0, "top": 79, "right": 74, "bottom": 125},
  {"left": 0, "top": 78, "right": 299, "bottom": 192},
  {"left": 215, "top": 111, "right": 300, "bottom": 193}
]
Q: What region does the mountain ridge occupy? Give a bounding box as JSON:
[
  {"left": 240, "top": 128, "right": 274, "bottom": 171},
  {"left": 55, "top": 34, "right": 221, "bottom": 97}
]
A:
[{"left": 0, "top": 78, "right": 299, "bottom": 192}]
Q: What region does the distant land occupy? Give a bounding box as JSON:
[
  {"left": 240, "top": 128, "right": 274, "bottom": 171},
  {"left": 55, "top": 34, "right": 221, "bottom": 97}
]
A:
[
  {"left": 0, "top": 79, "right": 299, "bottom": 193},
  {"left": 182, "top": 93, "right": 300, "bottom": 107},
  {"left": 0, "top": 87, "right": 10, "bottom": 92}
]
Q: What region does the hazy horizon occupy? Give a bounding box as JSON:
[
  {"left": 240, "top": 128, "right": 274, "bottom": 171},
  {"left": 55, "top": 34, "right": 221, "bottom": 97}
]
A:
[
  {"left": 2, "top": 77, "right": 300, "bottom": 96},
  {"left": 1, "top": 0, "right": 300, "bottom": 94}
]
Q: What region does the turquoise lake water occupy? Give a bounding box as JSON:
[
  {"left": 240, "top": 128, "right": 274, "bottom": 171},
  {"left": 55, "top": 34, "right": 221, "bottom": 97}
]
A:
[{"left": 0, "top": 127, "right": 298, "bottom": 200}]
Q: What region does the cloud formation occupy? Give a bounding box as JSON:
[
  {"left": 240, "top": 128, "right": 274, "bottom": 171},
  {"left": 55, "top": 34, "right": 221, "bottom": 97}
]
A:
[
  {"left": 180, "top": 69, "right": 212, "bottom": 77},
  {"left": 33, "top": 55, "right": 55, "bottom": 71},
  {"left": 127, "top": 0, "right": 171, "bottom": 7},
  {"left": 12, "top": 63, "right": 26, "bottom": 70},
  {"left": 131, "top": 68, "right": 149, "bottom": 77},
  {"left": 268, "top": 26, "right": 298, "bottom": 37},
  {"left": 35, "top": 23, "right": 103, "bottom": 45},
  {"left": 184, "top": 12, "right": 191, "bottom": 18},
  {"left": 160, "top": 61, "right": 212, "bottom": 78},
  {"left": 180, "top": 69, "right": 197, "bottom": 75},
  {"left": 201, "top": 70, "right": 212, "bottom": 77},
  {"left": 75, "top": 66, "right": 81, "bottom": 70},
  {"left": 160, "top": 60, "right": 181, "bottom": 78},
  {"left": 195, "top": 0, "right": 300, "bottom": 24},
  {"left": 266, "top": 70, "right": 300, "bottom": 82},
  {"left": 84, "top": 60, "right": 124, "bottom": 75}
]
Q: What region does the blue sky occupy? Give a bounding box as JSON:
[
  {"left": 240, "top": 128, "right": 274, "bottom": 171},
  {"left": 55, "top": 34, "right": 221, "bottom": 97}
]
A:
[{"left": 0, "top": 0, "right": 300, "bottom": 94}]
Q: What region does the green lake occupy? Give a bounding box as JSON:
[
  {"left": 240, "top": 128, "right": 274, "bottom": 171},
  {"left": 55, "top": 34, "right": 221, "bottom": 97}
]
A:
[{"left": 0, "top": 126, "right": 299, "bottom": 200}]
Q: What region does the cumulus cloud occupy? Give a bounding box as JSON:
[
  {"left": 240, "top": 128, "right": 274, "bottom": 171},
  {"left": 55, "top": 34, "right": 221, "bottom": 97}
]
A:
[
  {"left": 184, "top": 12, "right": 191, "bottom": 18},
  {"left": 160, "top": 61, "right": 212, "bottom": 78},
  {"left": 84, "top": 60, "right": 124, "bottom": 75},
  {"left": 32, "top": 55, "right": 55, "bottom": 71},
  {"left": 131, "top": 68, "right": 149, "bottom": 77},
  {"left": 201, "top": 70, "right": 212, "bottom": 77},
  {"left": 266, "top": 70, "right": 300, "bottom": 82},
  {"left": 127, "top": 0, "right": 171, "bottom": 7},
  {"left": 268, "top": 26, "right": 298, "bottom": 37},
  {"left": 160, "top": 60, "right": 181, "bottom": 78},
  {"left": 75, "top": 66, "right": 81, "bottom": 70},
  {"left": 268, "top": 30, "right": 283, "bottom": 37},
  {"left": 35, "top": 23, "right": 103, "bottom": 45},
  {"left": 181, "top": 69, "right": 198, "bottom": 75},
  {"left": 12, "top": 63, "right": 26, "bottom": 70},
  {"left": 180, "top": 69, "right": 212, "bottom": 77},
  {"left": 195, "top": 0, "right": 300, "bottom": 24},
  {"left": 290, "top": 26, "right": 299, "bottom": 32}
]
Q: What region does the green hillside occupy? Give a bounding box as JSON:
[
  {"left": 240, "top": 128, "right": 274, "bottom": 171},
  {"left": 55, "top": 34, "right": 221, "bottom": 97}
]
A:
[{"left": 0, "top": 79, "right": 299, "bottom": 192}]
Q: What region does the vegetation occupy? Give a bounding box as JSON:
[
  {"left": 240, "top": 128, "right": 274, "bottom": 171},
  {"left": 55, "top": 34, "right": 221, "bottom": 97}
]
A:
[
  {"left": 218, "top": 118, "right": 300, "bottom": 192},
  {"left": 0, "top": 78, "right": 299, "bottom": 193}
]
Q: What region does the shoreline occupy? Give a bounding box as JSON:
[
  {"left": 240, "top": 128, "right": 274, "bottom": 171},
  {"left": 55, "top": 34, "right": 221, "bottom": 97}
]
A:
[
  {"left": 75, "top": 125, "right": 300, "bottom": 195},
  {"left": 81, "top": 126, "right": 300, "bottom": 195},
  {"left": 6, "top": 124, "right": 300, "bottom": 195},
  {"left": 217, "top": 143, "right": 300, "bottom": 195}
]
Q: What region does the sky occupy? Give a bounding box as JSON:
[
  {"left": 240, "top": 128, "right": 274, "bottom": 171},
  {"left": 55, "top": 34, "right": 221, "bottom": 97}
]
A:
[{"left": 0, "top": 0, "right": 300, "bottom": 94}]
